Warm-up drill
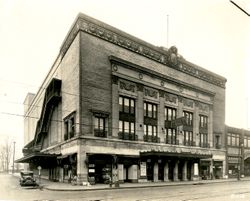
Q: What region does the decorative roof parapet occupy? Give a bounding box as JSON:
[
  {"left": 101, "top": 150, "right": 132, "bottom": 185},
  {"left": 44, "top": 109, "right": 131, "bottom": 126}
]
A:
[{"left": 60, "top": 13, "right": 227, "bottom": 88}]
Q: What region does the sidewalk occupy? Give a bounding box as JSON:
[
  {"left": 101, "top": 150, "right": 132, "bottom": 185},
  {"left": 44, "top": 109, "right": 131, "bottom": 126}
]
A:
[
  {"left": 12, "top": 173, "right": 250, "bottom": 191},
  {"left": 39, "top": 177, "right": 250, "bottom": 191}
]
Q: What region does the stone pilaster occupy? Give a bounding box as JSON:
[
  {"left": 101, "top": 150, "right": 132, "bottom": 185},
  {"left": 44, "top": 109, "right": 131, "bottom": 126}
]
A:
[
  {"left": 174, "top": 161, "right": 179, "bottom": 181},
  {"left": 208, "top": 105, "right": 213, "bottom": 147},
  {"left": 194, "top": 101, "right": 199, "bottom": 146},
  {"left": 153, "top": 163, "right": 159, "bottom": 182},
  {"left": 77, "top": 143, "right": 88, "bottom": 185},
  {"left": 136, "top": 84, "right": 144, "bottom": 141},
  {"left": 182, "top": 161, "right": 188, "bottom": 181},
  {"left": 158, "top": 95, "right": 165, "bottom": 143},
  {"left": 164, "top": 162, "right": 169, "bottom": 182},
  {"left": 112, "top": 76, "right": 119, "bottom": 138},
  {"left": 177, "top": 96, "right": 184, "bottom": 145}
]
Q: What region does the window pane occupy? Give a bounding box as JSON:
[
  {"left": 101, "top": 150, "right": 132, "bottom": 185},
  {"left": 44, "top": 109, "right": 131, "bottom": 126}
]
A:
[
  {"left": 124, "top": 98, "right": 129, "bottom": 113},
  {"left": 165, "top": 108, "right": 167, "bottom": 120},
  {"left": 130, "top": 122, "right": 134, "bottom": 134},
  {"left": 148, "top": 104, "right": 152, "bottom": 117},
  {"left": 119, "top": 97, "right": 123, "bottom": 112},
  {"left": 153, "top": 126, "right": 157, "bottom": 136},
  {"left": 153, "top": 105, "right": 157, "bottom": 118},
  {"left": 94, "top": 117, "right": 99, "bottom": 129},
  {"left": 168, "top": 109, "right": 172, "bottom": 121},
  {"left": 232, "top": 137, "right": 235, "bottom": 146},
  {"left": 99, "top": 118, "right": 104, "bottom": 129},
  {"left": 173, "top": 110, "right": 176, "bottom": 119},
  {"left": 144, "top": 103, "right": 147, "bottom": 116},
  {"left": 144, "top": 125, "right": 147, "bottom": 135},
  {"left": 148, "top": 125, "right": 152, "bottom": 136},
  {"left": 119, "top": 121, "right": 123, "bottom": 132},
  {"left": 130, "top": 99, "right": 135, "bottom": 114},
  {"left": 124, "top": 121, "right": 129, "bottom": 133}
]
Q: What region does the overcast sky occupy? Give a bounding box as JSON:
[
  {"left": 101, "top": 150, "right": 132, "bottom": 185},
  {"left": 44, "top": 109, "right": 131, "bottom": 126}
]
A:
[{"left": 0, "top": 0, "right": 249, "bottom": 157}]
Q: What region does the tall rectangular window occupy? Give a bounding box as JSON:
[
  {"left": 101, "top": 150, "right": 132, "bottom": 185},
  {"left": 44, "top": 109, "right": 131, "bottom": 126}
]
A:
[
  {"left": 183, "top": 111, "right": 193, "bottom": 126},
  {"left": 144, "top": 102, "right": 157, "bottom": 119},
  {"left": 200, "top": 133, "right": 208, "bottom": 147},
  {"left": 119, "top": 96, "right": 136, "bottom": 141},
  {"left": 94, "top": 116, "right": 107, "bottom": 137},
  {"left": 64, "top": 112, "right": 76, "bottom": 141},
  {"left": 199, "top": 115, "right": 208, "bottom": 128},
  {"left": 165, "top": 107, "right": 176, "bottom": 121},
  {"left": 165, "top": 107, "right": 177, "bottom": 145},
  {"left": 144, "top": 102, "right": 158, "bottom": 143},
  {"left": 166, "top": 128, "right": 177, "bottom": 144},
  {"left": 184, "top": 131, "right": 194, "bottom": 146}
]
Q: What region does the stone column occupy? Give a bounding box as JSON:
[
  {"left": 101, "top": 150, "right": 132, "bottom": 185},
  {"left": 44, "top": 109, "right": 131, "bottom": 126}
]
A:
[
  {"left": 136, "top": 84, "right": 144, "bottom": 141},
  {"left": 191, "top": 162, "right": 194, "bottom": 180},
  {"left": 112, "top": 75, "right": 119, "bottom": 138},
  {"left": 210, "top": 159, "right": 214, "bottom": 179},
  {"left": 118, "top": 164, "right": 124, "bottom": 183},
  {"left": 182, "top": 161, "right": 188, "bottom": 181},
  {"left": 158, "top": 91, "right": 165, "bottom": 143},
  {"left": 174, "top": 161, "right": 179, "bottom": 181},
  {"left": 153, "top": 163, "right": 159, "bottom": 182},
  {"left": 164, "top": 162, "right": 169, "bottom": 182},
  {"left": 77, "top": 142, "right": 88, "bottom": 185},
  {"left": 128, "top": 165, "right": 138, "bottom": 183},
  {"left": 192, "top": 162, "right": 199, "bottom": 181}
]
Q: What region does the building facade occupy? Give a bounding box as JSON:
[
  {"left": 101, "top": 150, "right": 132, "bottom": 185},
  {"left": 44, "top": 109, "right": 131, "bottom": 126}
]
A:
[
  {"left": 16, "top": 13, "right": 227, "bottom": 184},
  {"left": 226, "top": 126, "right": 250, "bottom": 178}
]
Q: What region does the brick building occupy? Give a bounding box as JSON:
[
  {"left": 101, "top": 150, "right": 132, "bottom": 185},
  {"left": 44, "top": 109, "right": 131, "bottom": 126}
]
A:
[
  {"left": 16, "top": 13, "right": 227, "bottom": 184},
  {"left": 226, "top": 126, "right": 250, "bottom": 178}
]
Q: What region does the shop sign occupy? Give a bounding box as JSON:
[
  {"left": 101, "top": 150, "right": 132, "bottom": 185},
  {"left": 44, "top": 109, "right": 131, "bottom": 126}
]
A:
[
  {"left": 89, "top": 169, "right": 95, "bottom": 173},
  {"left": 140, "top": 162, "right": 147, "bottom": 176},
  {"left": 89, "top": 164, "right": 95, "bottom": 168}
]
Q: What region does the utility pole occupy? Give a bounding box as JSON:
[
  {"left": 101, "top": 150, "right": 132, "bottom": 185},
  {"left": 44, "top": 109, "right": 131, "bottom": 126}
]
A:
[{"left": 12, "top": 141, "right": 15, "bottom": 174}]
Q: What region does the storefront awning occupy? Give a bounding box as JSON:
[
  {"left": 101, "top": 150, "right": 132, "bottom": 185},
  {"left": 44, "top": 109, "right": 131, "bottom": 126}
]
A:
[
  {"left": 140, "top": 150, "right": 212, "bottom": 159},
  {"left": 15, "top": 152, "right": 58, "bottom": 163}
]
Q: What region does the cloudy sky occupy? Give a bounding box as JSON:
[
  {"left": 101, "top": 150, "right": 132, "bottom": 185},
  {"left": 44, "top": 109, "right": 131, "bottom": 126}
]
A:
[{"left": 0, "top": 0, "right": 249, "bottom": 157}]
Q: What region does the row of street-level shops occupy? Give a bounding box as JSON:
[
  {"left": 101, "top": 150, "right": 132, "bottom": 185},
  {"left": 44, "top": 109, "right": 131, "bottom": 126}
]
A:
[{"left": 17, "top": 151, "right": 225, "bottom": 184}]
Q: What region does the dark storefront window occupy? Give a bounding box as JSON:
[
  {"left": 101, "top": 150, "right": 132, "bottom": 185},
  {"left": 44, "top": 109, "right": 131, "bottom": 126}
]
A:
[
  {"left": 119, "top": 96, "right": 136, "bottom": 140},
  {"left": 144, "top": 102, "right": 158, "bottom": 143}
]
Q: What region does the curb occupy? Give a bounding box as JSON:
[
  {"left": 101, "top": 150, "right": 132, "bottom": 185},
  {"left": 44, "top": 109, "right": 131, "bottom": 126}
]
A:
[{"left": 43, "top": 179, "right": 250, "bottom": 191}]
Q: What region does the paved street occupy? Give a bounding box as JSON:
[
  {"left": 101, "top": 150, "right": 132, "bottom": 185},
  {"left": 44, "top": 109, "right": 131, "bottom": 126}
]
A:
[{"left": 1, "top": 173, "right": 250, "bottom": 201}]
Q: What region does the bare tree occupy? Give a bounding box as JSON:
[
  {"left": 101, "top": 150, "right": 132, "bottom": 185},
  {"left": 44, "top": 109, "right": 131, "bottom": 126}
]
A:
[{"left": 0, "top": 137, "right": 13, "bottom": 172}]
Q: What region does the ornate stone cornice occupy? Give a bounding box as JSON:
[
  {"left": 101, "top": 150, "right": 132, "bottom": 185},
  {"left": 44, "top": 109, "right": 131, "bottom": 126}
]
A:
[{"left": 60, "top": 13, "right": 226, "bottom": 88}]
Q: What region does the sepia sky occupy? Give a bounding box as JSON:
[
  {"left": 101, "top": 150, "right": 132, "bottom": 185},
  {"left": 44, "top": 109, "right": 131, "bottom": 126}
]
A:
[{"left": 0, "top": 0, "right": 249, "bottom": 157}]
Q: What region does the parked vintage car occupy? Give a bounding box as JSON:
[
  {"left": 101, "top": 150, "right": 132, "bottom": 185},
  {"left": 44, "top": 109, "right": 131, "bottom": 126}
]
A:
[{"left": 19, "top": 171, "right": 37, "bottom": 186}]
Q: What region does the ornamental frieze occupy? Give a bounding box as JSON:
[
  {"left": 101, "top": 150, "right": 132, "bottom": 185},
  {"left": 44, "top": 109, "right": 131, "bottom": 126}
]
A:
[
  {"left": 144, "top": 87, "right": 158, "bottom": 99},
  {"left": 60, "top": 15, "right": 226, "bottom": 88},
  {"left": 183, "top": 98, "right": 194, "bottom": 108},
  {"left": 119, "top": 80, "right": 136, "bottom": 93},
  {"left": 198, "top": 102, "right": 209, "bottom": 112},
  {"left": 164, "top": 93, "right": 177, "bottom": 104}
]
